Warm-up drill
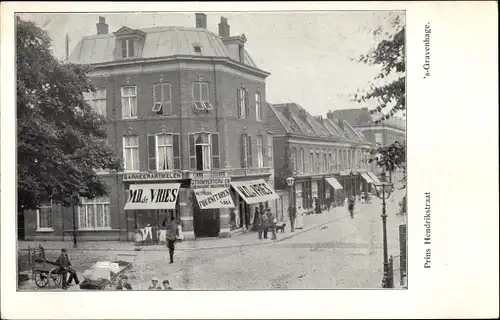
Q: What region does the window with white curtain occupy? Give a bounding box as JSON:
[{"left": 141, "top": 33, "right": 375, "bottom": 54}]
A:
[
  {"left": 37, "top": 201, "right": 53, "bottom": 231},
  {"left": 257, "top": 135, "right": 264, "bottom": 168},
  {"left": 267, "top": 135, "right": 273, "bottom": 165},
  {"left": 79, "top": 197, "right": 111, "bottom": 230},
  {"left": 255, "top": 92, "right": 262, "bottom": 121},
  {"left": 123, "top": 136, "right": 139, "bottom": 172},
  {"left": 84, "top": 88, "right": 107, "bottom": 116},
  {"left": 121, "top": 86, "right": 137, "bottom": 118},
  {"left": 157, "top": 134, "right": 174, "bottom": 171}
]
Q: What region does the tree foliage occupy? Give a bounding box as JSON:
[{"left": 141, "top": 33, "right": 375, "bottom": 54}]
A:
[
  {"left": 354, "top": 14, "right": 405, "bottom": 122},
  {"left": 17, "top": 16, "right": 121, "bottom": 210},
  {"left": 369, "top": 141, "right": 406, "bottom": 178}
]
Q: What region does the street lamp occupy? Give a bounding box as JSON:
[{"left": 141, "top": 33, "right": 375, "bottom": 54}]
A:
[
  {"left": 373, "top": 171, "right": 394, "bottom": 288},
  {"left": 286, "top": 176, "right": 295, "bottom": 232}
]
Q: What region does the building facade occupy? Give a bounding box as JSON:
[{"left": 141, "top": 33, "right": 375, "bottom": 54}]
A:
[
  {"left": 24, "top": 14, "right": 280, "bottom": 242},
  {"left": 332, "top": 107, "right": 406, "bottom": 184},
  {"left": 267, "top": 103, "right": 378, "bottom": 221}
]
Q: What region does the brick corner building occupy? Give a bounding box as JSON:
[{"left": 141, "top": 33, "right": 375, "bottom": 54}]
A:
[{"left": 23, "top": 14, "right": 279, "bottom": 242}]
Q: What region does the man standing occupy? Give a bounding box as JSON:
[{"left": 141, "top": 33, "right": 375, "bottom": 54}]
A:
[
  {"left": 165, "top": 220, "right": 177, "bottom": 264},
  {"left": 56, "top": 248, "right": 79, "bottom": 290},
  {"left": 288, "top": 206, "right": 296, "bottom": 232},
  {"left": 266, "top": 209, "right": 278, "bottom": 241},
  {"left": 255, "top": 209, "right": 263, "bottom": 239}
]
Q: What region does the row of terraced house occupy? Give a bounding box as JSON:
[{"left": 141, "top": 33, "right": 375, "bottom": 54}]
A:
[{"left": 21, "top": 13, "right": 403, "bottom": 242}]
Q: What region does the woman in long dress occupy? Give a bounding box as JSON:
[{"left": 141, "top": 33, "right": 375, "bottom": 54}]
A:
[{"left": 295, "top": 205, "right": 304, "bottom": 229}]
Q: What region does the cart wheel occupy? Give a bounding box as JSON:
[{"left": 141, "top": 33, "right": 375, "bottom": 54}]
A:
[
  {"left": 34, "top": 272, "right": 49, "bottom": 288},
  {"left": 49, "top": 268, "right": 62, "bottom": 287}
]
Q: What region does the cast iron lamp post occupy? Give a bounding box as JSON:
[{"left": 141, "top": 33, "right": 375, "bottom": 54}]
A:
[
  {"left": 373, "top": 171, "right": 394, "bottom": 288},
  {"left": 286, "top": 176, "right": 295, "bottom": 232}
]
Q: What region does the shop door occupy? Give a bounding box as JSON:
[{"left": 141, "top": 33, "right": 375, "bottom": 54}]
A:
[
  {"left": 17, "top": 211, "right": 25, "bottom": 240},
  {"left": 193, "top": 202, "right": 220, "bottom": 238}
]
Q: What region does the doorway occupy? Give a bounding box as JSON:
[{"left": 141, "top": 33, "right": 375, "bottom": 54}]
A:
[{"left": 193, "top": 201, "right": 220, "bottom": 238}]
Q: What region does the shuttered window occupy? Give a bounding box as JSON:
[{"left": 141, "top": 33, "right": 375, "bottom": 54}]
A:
[
  {"left": 241, "top": 134, "right": 247, "bottom": 168},
  {"left": 173, "top": 134, "right": 180, "bottom": 169},
  {"left": 247, "top": 135, "right": 252, "bottom": 167},
  {"left": 189, "top": 133, "right": 196, "bottom": 169},
  {"left": 148, "top": 135, "right": 156, "bottom": 170},
  {"left": 211, "top": 133, "right": 220, "bottom": 169}
]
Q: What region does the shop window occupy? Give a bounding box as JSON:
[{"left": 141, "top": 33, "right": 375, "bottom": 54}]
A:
[
  {"left": 78, "top": 197, "right": 111, "bottom": 230},
  {"left": 36, "top": 201, "right": 53, "bottom": 231},
  {"left": 83, "top": 87, "right": 107, "bottom": 116}
]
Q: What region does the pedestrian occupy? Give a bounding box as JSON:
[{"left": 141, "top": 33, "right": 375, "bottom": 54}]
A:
[
  {"left": 287, "top": 206, "right": 296, "bottom": 232},
  {"left": 256, "top": 209, "right": 263, "bottom": 239},
  {"left": 116, "top": 275, "right": 132, "bottom": 290},
  {"left": 165, "top": 220, "right": 177, "bottom": 264},
  {"left": 348, "top": 197, "right": 355, "bottom": 218},
  {"left": 266, "top": 209, "right": 278, "bottom": 240},
  {"left": 162, "top": 280, "right": 173, "bottom": 290},
  {"left": 56, "top": 248, "right": 79, "bottom": 290},
  {"left": 262, "top": 210, "right": 269, "bottom": 239},
  {"left": 148, "top": 277, "right": 162, "bottom": 290}
]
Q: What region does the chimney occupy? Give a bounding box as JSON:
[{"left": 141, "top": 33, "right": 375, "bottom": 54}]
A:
[
  {"left": 283, "top": 104, "right": 291, "bottom": 120},
  {"left": 299, "top": 108, "right": 307, "bottom": 122},
  {"left": 326, "top": 110, "right": 334, "bottom": 120},
  {"left": 196, "top": 13, "right": 207, "bottom": 29},
  {"left": 96, "top": 16, "right": 108, "bottom": 35},
  {"left": 218, "top": 17, "right": 230, "bottom": 38}
]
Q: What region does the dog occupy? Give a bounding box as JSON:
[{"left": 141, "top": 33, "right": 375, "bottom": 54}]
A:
[{"left": 275, "top": 223, "right": 286, "bottom": 233}]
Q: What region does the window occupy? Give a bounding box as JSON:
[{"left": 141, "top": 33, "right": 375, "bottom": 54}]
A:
[
  {"left": 120, "top": 39, "right": 135, "bottom": 58},
  {"left": 255, "top": 92, "right": 262, "bottom": 121},
  {"left": 188, "top": 133, "right": 218, "bottom": 170},
  {"left": 153, "top": 83, "right": 172, "bottom": 115},
  {"left": 375, "top": 133, "right": 383, "bottom": 146},
  {"left": 121, "top": 86, "right": 137, "bottom": 118},
  {"left": 316, "top": 151, "right": 320, "bottom": 173},
  {"left": 193, "top": 43, "right": 203, "bottom": 55},
  {"left": 300, "top": 149, "right": 305, "bottom": 173},
  {"left": 192, "top": 82, "right": 212, "bottom": 110},
  {"left": 238, "top": 45, "right": 245, "bottom": 63},
  {"left": 267, "top": 135, "right": 273, "bottom": 165},
  {"left": 123, "top": 136, "right": 139, "bottom": 172},
  {"left": 237, "top": 87, "right": 249, "bottom": 119},
  {"left": 291, "top": 147, "right": 297, "bottom": 172},
  {"left": 328, "top": 153, "right": 332, "bottom": 171},
  {"left": 36, "top": 202, "right": 53, "bottom": 231},
  {"left": 157, "top": 134, "right": 174, "bottom": 171},
  {"left": 84, "top": 88, "right": 107, "bottom": 116},
  {"left": 323, "top": 153, "right": 327, "bottom": 172},
  {"left": 308, "top": 151, "right": 314, "bottom": 173},
  {"left": 240, "top": 133, "right": 253, "bottom": 168},
  {"left": 78, "top": 197, "right": 111, "bottom": 230},
  {"left": 257, "top": 135, "right": 264, "bottom": 168}
]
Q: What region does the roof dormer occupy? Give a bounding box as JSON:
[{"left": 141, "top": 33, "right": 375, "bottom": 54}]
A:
[{"left": 113, "top": 26, "right": 146, "bottom": 60}]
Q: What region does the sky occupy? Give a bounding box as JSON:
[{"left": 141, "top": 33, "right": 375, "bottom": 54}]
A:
[{"left": 19, "top": 11, "right": 404, "bottom": 117}]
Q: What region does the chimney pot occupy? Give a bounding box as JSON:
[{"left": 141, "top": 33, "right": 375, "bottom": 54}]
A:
[
  {"left": 196, "top": 13, "right": 207, "bottom": 29},
  {"left": 218, "top": 16, "right": 230, "bottom": 38},
  {"left": 96, "top": 16, "right": 109, "bottom": 35}
]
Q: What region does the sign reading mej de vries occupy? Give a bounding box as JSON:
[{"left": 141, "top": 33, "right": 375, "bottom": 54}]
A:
[{"left": 124, "top": 183, "right": 181, "bottom": 210}]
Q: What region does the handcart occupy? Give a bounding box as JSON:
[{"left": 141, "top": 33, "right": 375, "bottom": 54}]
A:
[
  {"left": 28, "top": 245, "right": 63, "bottom": 288},
  {"left": 79, "top": 253, "right": 135, "bottom": 290}
]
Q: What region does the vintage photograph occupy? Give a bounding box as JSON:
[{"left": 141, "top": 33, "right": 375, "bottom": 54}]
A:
[{"left": 16, "top": 10, "right": 407, "bottom": 291}]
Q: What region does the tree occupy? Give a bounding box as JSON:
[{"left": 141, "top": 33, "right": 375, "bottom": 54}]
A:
[
  {"left": 17, "top": 16, "right": 121, "bottom": 212},
  {"left": 354, "top": 13, "right": 405, "bottom": 122},
  {"left": 369, "top": 141, "right": 406, "bottom": 186}
]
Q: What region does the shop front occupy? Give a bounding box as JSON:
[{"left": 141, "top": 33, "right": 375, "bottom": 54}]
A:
[
  {"left": 230, "top": 179, "right": 279, "bottom": 231},
  {"left": 192, "top": 186, "right": 235, "bottom": 238},
  {"left": 360, "top": 172, "right": 375, "bottom": 194},
  {"left": 325, "top": 176, "right": 343, "bottom": 205},
  {"left": 124, "top": 182, "right": 182, "bottom": 243}
]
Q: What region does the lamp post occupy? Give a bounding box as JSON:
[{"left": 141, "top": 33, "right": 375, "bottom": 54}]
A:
[
  {"left": 373, "top": 171, "right": 394, "bottom": 288},
  {"left": 286, "top": 176, "right": 295, "bottom": 232}
]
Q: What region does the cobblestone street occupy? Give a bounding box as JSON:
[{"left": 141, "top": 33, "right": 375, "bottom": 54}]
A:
[{"left": 18, "top": 188, "right": 406, "bottom": 291}]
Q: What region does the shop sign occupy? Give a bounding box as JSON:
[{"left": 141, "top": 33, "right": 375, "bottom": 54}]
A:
[
  {"left": 123, "top": 171, "right": 182, "bottom": 181},
  {"left": 124, "top": 183, "right": 181, "bottom": 210},
  {"left": 193, "top": 188, "right": 235, "bottom": 209},
  {"left": 230, "top": 179, "right": 279, "bottom": 204},
  {"left": 190, "top": 178, "right": 231, "bottom": 189}
]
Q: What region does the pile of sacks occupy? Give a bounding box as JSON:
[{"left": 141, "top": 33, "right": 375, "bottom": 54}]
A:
[{"left": 80, "top": 261, "right": 121, "bottom": 289}]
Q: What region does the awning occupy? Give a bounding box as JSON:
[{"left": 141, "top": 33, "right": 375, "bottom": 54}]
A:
[
  {"left": 230, "top": 179, "right": 279, "bottom": 204},
  {"left": 360, "top": 172, "right": 375, "bottom": 184},
  {"left": 367, "top": 172, "right": 381, "bottom": 184},
  {"left": 193, "top": 188, "right": 235, "bottom": 209},
  {"left": 124, "top": 183, "right": 180, "bottom": 210},
  {"left": 325, "top": 177, "right": 343, "bottom": 190}
]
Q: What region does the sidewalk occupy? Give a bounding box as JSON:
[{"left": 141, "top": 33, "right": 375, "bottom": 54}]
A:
[{"left": 17, "top": 204, "right": 373, "bottom": 253}]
